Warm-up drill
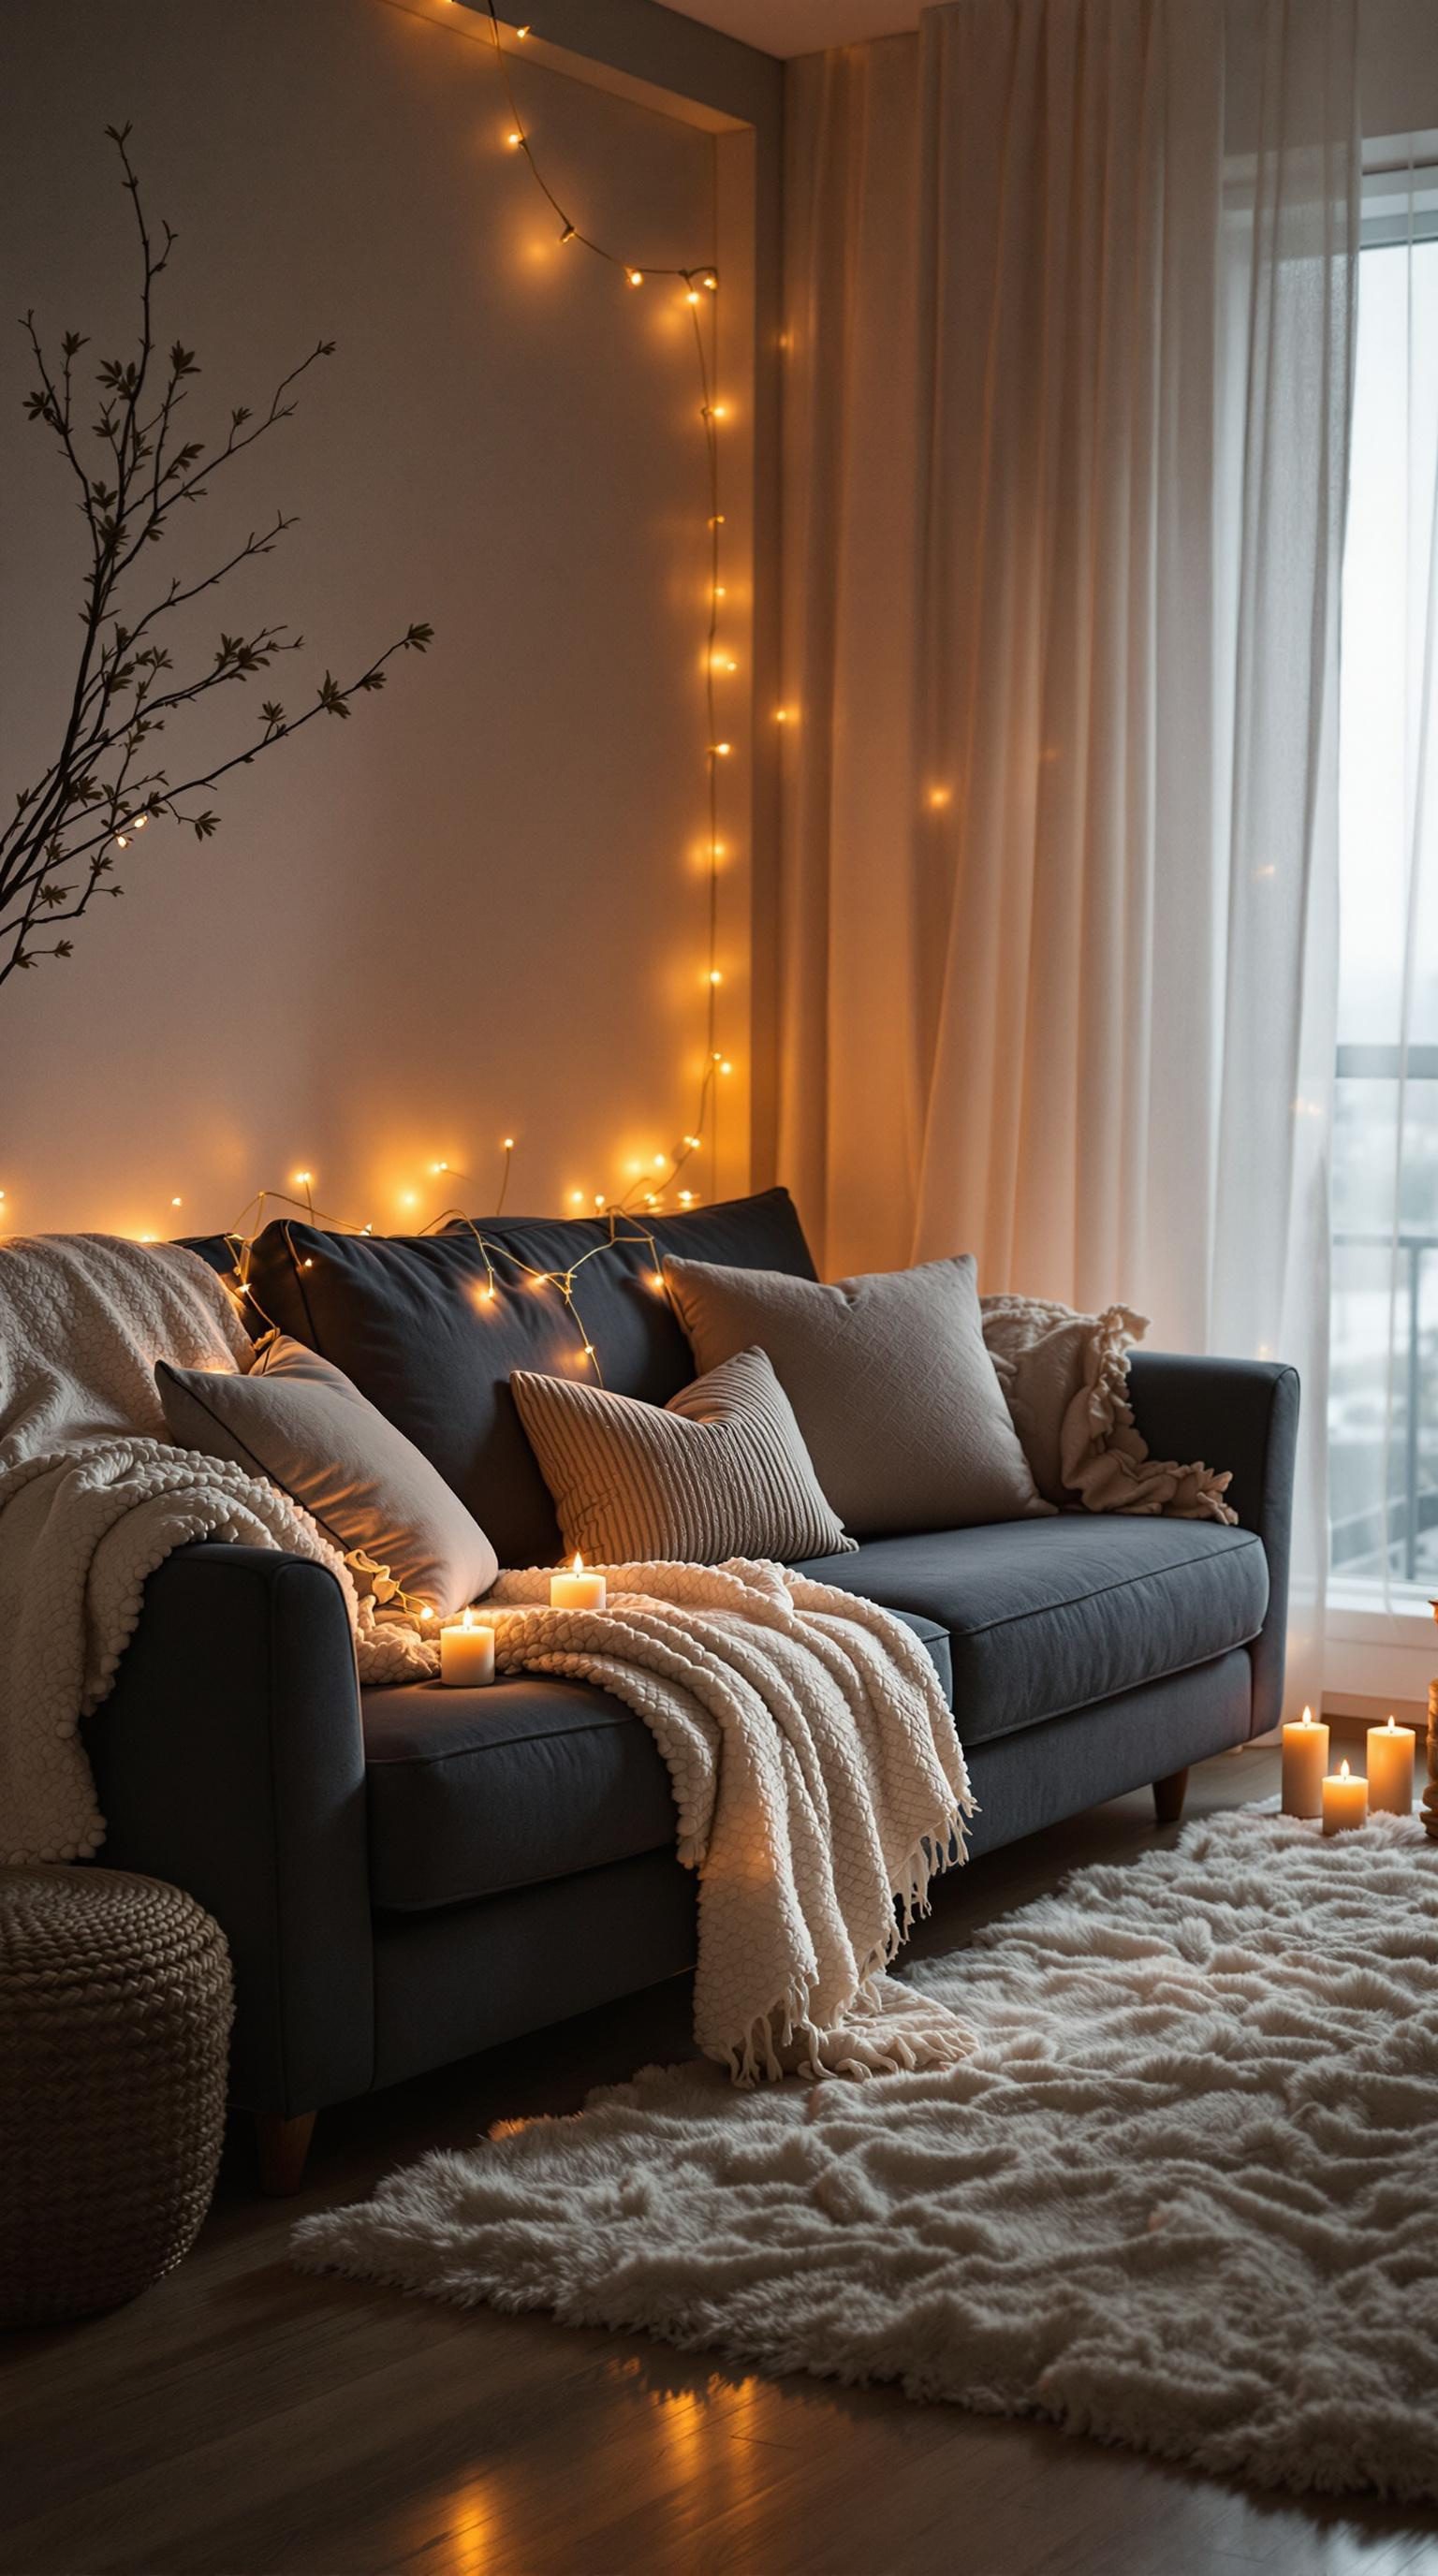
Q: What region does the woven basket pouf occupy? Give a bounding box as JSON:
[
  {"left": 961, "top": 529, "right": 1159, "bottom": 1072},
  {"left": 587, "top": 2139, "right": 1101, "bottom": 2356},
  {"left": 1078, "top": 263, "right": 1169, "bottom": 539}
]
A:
[{"left": 0, "top": 1865, "right": 233, "bottom": 2325}]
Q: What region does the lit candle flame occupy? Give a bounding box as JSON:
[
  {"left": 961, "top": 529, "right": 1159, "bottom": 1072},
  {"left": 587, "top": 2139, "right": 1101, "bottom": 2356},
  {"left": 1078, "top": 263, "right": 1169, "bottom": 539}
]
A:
[
  {"left": 572, "top": 1553, "right": 583, "bottom": 1574},
  {"left": 1301, "top": 1705, "right": 1313, "bottom": 1727},
  {"left": 1340, "top": 1759, "right": 1350, "bottom": 1779}
]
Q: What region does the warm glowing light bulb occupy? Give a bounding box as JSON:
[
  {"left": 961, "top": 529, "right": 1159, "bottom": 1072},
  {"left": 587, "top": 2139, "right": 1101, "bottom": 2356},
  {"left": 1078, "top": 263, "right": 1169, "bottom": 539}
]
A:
[
  {"left": 560, "top": 223, "right": 576, "bottom": 245},
  {"left": 132, "top": 813, "right": 148, "bottom": 830},
  {"left": 678, "top": 1190, "right": 694, "bottom": 1205},
  {"left": 686, "top": 287, "right": 700, "bottom": 305},
  {"left": 116, "top": 834, "right": 128, "bottom": 849},
  {"left": 431, "top": 1161, "right": 449, "bottom": 1175},
  {"left": 649, "top": 1270, "right": 664, "bottom": 1291},
  {"left": 594, "top": 1193, "right": 607, "bottom": 1210},
  {"left": 515, "top": 20, "right": 532, "bottom": 32},
  {"left": 570, "top": 1190, "right": 584, "bottom": 1205},
  {"left": 627, "top": 269, "right": 644, "bottom": 288},
  {"left": 503, "top": 1136, "right": 515, "bottom": 1151},
  {"left": 684, "top": 1135, "right": 700, "bottom": 1150},
  {"left": 712, "top": 741, "right": 731, "bottom": 757},
  {"left": 708, "top": 969, "right": 723, "bottom": 986},
  {"left": 295, "top": 1169, "right": 313, "bottom": 1188},
  {"left": 653, "top": 1154, "right": 667, "bottom": 1170},
  {"left": 478, "top": 1284, "right": 495, "bottom": 1304},
  {"left": 927, "top": 784, "right": 952, "bottom": 810},
  {"left": 711, "top": 402, "right": 728, "bottom": 419},
  {"left": 580, "top": 1342, "right": 595, "bottom": 1360},
  {"left": 506, "top": 128, "right": 524, "bottom": 148},
  {"left": 170, "top": 1195, "right": 182, "bottom": 1208},
  {"left": 719, "top": 1059, "right": 732, "bottom": 1074},
  {"left": 775, "top": 708, "right": 789, "bottom": 724},
  {"left": 703, "top": 273, "right": 717, "bottom": 290}
]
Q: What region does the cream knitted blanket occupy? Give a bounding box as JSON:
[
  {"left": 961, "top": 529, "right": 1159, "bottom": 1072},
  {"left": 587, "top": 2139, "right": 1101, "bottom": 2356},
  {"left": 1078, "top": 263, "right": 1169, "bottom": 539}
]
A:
[
  {"left": 0, "top": 1234, "right": 426, "bottom": 1865},
  {"left": 478, "top": 1562, "right": 976, "bottom": 2084}
]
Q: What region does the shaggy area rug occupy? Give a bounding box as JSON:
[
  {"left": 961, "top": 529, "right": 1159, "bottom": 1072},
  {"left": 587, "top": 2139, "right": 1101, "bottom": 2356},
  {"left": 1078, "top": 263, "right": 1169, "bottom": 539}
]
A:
[{"left": 295, "top": 1808, "right": 1438, "bottom": 2505}]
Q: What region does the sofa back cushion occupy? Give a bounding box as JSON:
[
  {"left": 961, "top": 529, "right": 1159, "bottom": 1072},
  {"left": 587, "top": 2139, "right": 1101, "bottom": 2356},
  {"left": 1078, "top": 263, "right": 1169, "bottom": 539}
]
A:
[{"left": 242, "top": 1188, "right": 815, "bottom": 1567}]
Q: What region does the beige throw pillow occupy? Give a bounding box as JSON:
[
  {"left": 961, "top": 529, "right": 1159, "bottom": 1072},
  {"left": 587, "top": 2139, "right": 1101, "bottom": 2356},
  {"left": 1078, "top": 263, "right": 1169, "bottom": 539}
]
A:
[
  {"left": 510, "top": 1345, "right": 855, "bottom": 1564},
  {"left": 664, "top": 1253, "right": 1050, "bottom": 1536},
  {"left": 157, "top": 1335, "right": 499, "bottom": 1617},
  {"left": 979, "top": 1295, "right": 1237, "bottom": 1521}
]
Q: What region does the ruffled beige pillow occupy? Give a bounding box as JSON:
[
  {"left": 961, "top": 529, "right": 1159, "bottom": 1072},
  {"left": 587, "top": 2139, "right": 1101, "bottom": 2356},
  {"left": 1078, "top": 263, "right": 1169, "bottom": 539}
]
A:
[{"left": 979, "top": 1296, "right": 1236, "bottom": 1522}]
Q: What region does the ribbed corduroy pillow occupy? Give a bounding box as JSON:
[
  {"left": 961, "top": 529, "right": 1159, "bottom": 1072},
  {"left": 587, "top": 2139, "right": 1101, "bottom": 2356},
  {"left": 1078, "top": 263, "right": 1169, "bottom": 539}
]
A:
[{"left": 509, "top": 1346, "right": 855, "bottom": 1565}]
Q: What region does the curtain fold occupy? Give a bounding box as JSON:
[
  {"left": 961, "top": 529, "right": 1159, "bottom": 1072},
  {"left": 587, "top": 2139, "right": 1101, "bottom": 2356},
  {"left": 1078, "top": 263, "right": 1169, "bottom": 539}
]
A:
[{"left": 779, "top": 0, "right": 1358, "bottom": 1711}]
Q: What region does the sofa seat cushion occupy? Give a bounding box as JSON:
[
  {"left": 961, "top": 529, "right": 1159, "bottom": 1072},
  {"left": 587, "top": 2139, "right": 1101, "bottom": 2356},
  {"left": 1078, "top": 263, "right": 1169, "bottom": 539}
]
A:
[
  {"left": 795, "top": 1517, "right": 1268, "bottom": 1748},
  {"left": 364, "top": 1608, "right": 950, "bottom": 1912}
]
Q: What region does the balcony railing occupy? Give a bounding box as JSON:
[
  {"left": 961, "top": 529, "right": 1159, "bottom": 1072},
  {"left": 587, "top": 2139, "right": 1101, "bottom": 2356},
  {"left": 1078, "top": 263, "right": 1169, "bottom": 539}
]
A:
[{"left": 1331, "top": 1227, "right": 1438, "bottom": 1583}]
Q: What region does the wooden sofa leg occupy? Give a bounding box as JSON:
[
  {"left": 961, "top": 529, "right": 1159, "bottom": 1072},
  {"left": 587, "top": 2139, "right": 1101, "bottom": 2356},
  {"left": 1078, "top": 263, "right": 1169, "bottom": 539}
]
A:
[
  {"left": 1152, "top": 1766, "right": 1190, "bottom": 1826},
  {"left": 256, "top": 2110, "right": 316, "bottom": 2197}
]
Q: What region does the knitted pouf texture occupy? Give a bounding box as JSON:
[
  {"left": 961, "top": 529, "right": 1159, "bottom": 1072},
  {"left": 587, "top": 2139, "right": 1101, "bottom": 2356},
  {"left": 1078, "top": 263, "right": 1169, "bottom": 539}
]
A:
[{"left": 0, "top": 1865, "right": 233, "bottom": 2324}]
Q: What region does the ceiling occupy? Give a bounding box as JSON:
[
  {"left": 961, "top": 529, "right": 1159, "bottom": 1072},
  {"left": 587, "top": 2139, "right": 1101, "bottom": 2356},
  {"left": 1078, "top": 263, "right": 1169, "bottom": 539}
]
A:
[{"left": 660, "top": 0, "right": 920, "bottom": 59}]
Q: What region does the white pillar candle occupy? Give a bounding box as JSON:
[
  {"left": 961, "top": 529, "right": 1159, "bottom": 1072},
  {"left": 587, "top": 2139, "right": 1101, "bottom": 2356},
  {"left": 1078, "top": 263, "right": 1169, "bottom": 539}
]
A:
[
  {"left": 550, "top": 1553, "right": 608, "bottom": 1612},
  {"left": 1322, "top": 1758, "right": 1368, "bottom": 1837},
  {"left": 440, "top": 1607, "right": 495, "bottom": 1687},
  {"left": 1367, "top": 1714, "right": 1415, "bottom": 1815},
  {"left": 1281, "top": 1705, "right": 1328, "bottom": 1819}
]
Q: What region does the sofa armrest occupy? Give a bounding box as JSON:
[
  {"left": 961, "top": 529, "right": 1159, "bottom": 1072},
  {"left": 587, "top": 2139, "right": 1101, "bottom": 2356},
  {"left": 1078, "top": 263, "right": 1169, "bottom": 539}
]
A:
[
  {"left": 82, "top": 1543, "right": 373, "bottom": 2116},
  {"left": 1127, "top": 1352, "right": 1300, "bottom": 1736}
]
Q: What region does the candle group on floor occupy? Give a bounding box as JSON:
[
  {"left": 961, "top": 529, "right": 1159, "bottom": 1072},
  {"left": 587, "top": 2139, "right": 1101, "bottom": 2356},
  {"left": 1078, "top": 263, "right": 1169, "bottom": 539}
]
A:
[{"left": 1281, "top": 1705, "right": 1416, "bottom": 1832}]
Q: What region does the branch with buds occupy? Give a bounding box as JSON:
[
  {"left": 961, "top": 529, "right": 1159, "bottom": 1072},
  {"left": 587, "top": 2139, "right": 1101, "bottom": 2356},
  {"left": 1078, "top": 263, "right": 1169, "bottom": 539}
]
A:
[{"left": 2, "top": 124, "right": 433, "bottom": 988}]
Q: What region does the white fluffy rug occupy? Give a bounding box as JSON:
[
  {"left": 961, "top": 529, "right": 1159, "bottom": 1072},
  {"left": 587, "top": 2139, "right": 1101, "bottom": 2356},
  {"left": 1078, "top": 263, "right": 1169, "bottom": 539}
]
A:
[{"left": 295, "top": 1808, "right": 1438, "bottom": 2505}]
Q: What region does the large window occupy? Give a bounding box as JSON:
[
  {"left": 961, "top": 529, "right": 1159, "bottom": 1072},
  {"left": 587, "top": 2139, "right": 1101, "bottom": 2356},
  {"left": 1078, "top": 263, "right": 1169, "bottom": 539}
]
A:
[{"left": 1330, "top": 179, "right": 1438, "bottom": 1595}]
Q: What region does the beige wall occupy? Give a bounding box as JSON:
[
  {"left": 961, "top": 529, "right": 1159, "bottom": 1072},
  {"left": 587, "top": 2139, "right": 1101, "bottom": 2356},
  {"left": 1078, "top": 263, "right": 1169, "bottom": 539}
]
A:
[{"left": 0, "top": 0, "right": 757, "bottom": 1241}]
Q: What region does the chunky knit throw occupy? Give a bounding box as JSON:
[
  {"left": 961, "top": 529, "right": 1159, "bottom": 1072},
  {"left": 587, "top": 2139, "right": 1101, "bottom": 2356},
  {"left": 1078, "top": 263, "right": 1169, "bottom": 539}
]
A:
[{"left": 477, "top": 1561, "right": 976, "bottom": 2082}]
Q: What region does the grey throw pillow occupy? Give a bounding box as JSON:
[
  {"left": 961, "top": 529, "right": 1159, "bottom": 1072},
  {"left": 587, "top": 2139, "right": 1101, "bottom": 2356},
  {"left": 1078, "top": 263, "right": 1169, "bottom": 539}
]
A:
[
  {"left": 157, "top": 1335, "right": 499, "bottom": 1617},
  {"left": 510, "top": 1345, "right": 855, "bottom": 1565},
  {"left": 663, "top": 1253, "right": 1051, "bottom": 1536}
]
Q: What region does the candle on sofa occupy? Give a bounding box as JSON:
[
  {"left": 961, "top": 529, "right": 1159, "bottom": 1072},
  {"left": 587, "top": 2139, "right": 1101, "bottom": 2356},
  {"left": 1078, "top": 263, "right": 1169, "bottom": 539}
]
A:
[
  {"left": 1321, "top": 1758, "right": 1368, "bottom": 1837},
  {"left": 1281, "top": 1705, "right": 1328, "bottom": 1819},
  {"left": 550, "top": 1553, "right": 608, "bottom": 1612},
  {"left": 440, "top": 1607, "right": 495, "bottom": 1687},
  {"left": 1367, "top": 1714, "right": 1415, "bottom": 1815}
]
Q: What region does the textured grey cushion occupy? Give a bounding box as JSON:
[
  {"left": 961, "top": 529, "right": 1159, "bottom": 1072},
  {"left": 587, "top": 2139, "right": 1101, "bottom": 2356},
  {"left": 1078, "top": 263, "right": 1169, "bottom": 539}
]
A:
[
  {"left": 510, "top": 1345, "right": 854, "bottom": 1565},
  {"left": 157, "top": 1336, "right": 498, "bottom": 1618},
  {"left": 665, "top": 1252, "right": 1050, "bottom": 1537},
  {"left": 795, "top": 1518, "right": 1269, "bottom": 1745}
]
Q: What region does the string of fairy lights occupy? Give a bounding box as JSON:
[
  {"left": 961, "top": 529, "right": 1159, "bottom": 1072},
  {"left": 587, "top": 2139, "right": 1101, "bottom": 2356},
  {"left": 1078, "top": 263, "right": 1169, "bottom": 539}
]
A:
[
  {"left": 211, "top": 6, "right": 740, "bottom": 1385},
  {"left": 7, "top": 3, "right": 747, "bottom": 1394},
  {"left": 484, "top": 0, "right": 733, "bottom": 1219}
]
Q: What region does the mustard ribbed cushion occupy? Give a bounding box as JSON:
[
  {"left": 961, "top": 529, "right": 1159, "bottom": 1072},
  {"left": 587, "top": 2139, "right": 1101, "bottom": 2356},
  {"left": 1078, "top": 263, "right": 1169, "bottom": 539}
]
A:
[{"left": 510, "top": 1346, "right": 855, "bottom": 1565}]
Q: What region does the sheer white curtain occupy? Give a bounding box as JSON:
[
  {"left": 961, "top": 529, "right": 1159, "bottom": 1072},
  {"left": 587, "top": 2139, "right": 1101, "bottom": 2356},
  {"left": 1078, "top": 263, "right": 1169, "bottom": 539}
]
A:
[
  {"left": 779, "top": 0, "right": 1357, "bottom": 1710},
  {"left": 1330, "top": 161, "right": 1438, "bottom": 1609}
]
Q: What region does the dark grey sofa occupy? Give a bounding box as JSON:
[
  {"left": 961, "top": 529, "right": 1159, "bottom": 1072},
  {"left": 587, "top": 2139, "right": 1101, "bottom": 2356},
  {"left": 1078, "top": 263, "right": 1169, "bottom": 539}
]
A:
[{"left": 85, "top": 1190, "right": 1297, "bottom": 2190}]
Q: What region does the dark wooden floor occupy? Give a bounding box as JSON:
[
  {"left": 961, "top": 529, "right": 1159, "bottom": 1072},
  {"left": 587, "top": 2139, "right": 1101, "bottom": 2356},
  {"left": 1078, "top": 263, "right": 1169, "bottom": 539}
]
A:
[{"left": 7, "top": 1727, "right": 1438, "bottom": 2576}]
